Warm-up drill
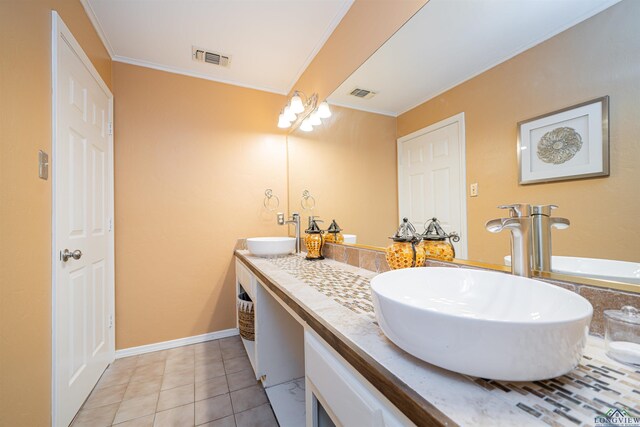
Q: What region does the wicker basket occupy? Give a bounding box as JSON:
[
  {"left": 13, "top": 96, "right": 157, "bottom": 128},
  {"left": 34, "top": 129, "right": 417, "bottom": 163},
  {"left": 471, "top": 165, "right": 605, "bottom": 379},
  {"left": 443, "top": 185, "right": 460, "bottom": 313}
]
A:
[{"left": 237, "top": 293, "right": 255, "bottom": 341}]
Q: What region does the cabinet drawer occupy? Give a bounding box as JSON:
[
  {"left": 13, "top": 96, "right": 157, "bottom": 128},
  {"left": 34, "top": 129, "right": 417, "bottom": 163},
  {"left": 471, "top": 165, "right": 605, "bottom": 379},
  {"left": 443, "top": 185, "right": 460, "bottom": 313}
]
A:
[
  {"left": 235, "top": 260, "right": 256, "bottom": 301},
  {"left": 305, "top": 331, "right": 410, "bottom": 427}
]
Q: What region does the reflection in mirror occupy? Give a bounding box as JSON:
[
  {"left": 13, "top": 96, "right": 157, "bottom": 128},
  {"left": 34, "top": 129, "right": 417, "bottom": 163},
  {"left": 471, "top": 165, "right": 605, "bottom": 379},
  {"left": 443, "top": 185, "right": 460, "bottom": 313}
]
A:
[
  {"left": 287, "top": 0, "right": 640, "bottom": 285},
  {"left": 288, "top": 106, "right": 397, "bottom": 247}
]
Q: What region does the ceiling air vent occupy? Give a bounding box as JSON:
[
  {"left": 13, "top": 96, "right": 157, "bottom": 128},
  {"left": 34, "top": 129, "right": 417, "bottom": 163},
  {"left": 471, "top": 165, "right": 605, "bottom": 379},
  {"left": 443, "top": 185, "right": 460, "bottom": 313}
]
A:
[
  {"left": 349, "top": 88, "right": 376, "bottom": 99},
  {"left": 192, "top": 46, "right": 231, "bottom": 67}
]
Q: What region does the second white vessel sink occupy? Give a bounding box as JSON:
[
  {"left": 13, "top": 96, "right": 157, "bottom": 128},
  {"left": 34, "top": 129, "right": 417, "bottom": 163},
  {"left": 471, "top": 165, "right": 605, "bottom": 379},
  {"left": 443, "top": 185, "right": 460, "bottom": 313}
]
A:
[
  {"left": 505, "top": 255, "right": 640, "bottom": 284},
  {"left": 246, "top": 237, "right": 296, "bottom": 257},
  {"left": 370, "top": 267, "right": 593, "bottom": 381}
]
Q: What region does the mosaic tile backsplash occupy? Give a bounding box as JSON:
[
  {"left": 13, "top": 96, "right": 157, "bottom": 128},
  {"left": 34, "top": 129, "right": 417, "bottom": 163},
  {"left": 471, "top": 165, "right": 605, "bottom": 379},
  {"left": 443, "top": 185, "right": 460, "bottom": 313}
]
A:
[{"left": 263, "top": 253, "right": 640, "bottom": 427}]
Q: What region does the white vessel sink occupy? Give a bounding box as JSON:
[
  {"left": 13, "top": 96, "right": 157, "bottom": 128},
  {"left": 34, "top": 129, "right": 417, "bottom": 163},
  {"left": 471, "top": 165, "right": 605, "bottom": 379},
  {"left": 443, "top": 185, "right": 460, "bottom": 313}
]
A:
[
  {"left": 370, "top": 267, "right": 593, "bottom": 381},
  {"left": 246, "top": 237, "right": 296, "bottom": 257},
  {"left": 505, "top": 255, "right": 640, "bottom": 284}
]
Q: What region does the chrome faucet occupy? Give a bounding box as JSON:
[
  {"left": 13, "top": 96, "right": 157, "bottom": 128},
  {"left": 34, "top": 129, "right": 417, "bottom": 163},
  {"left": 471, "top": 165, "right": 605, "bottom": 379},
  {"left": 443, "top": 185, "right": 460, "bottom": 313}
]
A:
[
  {"left": 486, "top": 204, "right": 534, "bottom": 277},
  {"left": 531, "top": 205, "right": 569, "bottom": 272},
  {"left": 277, "top": 212, "right": 301, "bottom": 254}
]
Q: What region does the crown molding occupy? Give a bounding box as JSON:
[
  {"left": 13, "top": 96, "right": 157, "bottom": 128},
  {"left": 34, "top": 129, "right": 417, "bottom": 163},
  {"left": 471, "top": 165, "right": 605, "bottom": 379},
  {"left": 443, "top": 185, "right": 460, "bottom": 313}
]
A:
[
  {"left": 113, "top": 56, "right": 288, "bottom": 95},
  {"left": 79, "top": 0, "right": 115, "bottom": 58}
]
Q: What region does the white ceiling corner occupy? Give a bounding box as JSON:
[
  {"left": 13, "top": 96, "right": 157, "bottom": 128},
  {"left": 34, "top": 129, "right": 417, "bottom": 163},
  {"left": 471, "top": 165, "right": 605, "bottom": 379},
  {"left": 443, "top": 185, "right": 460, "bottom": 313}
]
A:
[
  {"left": 80, "top": 0, "right": 114, "bottom": 58},
  {"left": 84, "top": 0, "right": 354, "bottom": 95}
]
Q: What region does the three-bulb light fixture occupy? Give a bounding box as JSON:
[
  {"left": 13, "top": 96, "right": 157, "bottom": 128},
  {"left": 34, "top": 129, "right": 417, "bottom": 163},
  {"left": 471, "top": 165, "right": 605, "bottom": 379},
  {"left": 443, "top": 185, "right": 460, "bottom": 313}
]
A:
[{"left": 278, "top": 91, "right": 332, "bottom": 131}]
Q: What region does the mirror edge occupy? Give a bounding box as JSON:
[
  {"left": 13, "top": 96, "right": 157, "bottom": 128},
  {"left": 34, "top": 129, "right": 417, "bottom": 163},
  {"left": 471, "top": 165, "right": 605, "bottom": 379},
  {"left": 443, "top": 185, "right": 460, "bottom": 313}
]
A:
[{"left": 339, "top": 242, "right": 640, "bottom": 294}]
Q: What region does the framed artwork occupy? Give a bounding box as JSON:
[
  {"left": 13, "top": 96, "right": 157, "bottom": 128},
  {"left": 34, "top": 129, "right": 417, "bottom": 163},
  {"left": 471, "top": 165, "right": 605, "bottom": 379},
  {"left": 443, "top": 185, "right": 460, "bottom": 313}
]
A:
[{"left": 517, "top": 96, "right": 609, "bottom": 185}]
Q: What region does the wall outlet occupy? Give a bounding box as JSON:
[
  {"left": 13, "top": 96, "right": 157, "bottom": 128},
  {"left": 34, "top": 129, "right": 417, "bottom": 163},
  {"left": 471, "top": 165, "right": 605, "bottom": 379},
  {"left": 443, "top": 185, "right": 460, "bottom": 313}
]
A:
[{"left": 470, "top": 183, "right": 479, "bottom": 197}]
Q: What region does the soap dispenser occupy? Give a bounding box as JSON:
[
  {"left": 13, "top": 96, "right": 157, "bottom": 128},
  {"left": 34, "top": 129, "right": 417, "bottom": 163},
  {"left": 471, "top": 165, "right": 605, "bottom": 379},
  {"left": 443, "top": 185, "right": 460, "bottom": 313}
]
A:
[
  {"left": 304, "top": 216, "right": 325, "bottom": 260},
  {"left": 419, "top": 217, "right": 460, "bottom": 262},
  {"left": 385, "top": 218, "right": 425, "bottom": 269},
  {"left": 325, "top": 219, "right": 344, "bottom": 244}
]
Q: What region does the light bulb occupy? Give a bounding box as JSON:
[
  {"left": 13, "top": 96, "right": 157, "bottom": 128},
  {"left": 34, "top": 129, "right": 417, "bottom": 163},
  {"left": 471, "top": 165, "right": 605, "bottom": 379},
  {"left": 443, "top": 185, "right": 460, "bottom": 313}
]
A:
[
  {"left": 277, "top": 113, "right": 291, "bottom": 129},
  {"left": 309, "top": 111, "right": 321, "bottom": 126},
  {"left": 300, "top": 118, "right": 313, "bottom": 132},
  {"left": 284, "top": 105, "right": 297, "bottom": 122},
  {"left": 317, "top": 101, "right": 331, "bottom": 118},
  {"left": 290, "top": 93, "right": 304, "bottom": 114}
]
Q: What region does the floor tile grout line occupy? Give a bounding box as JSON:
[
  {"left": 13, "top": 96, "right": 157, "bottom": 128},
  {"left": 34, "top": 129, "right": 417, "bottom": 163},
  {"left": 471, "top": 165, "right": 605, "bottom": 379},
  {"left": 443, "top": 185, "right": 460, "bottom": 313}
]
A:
[
  {"left": 227, "top": 372, "right": 237, "bottom": 418},
  {"left": 152, "top": 380, "right": 160, "bottom": 423}
]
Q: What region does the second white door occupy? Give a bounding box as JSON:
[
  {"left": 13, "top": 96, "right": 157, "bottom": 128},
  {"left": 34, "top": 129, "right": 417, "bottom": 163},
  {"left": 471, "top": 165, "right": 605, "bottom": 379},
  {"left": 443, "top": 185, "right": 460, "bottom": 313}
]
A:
[{"left": 397, "top": 114, "right": 467, "bottom": 259}]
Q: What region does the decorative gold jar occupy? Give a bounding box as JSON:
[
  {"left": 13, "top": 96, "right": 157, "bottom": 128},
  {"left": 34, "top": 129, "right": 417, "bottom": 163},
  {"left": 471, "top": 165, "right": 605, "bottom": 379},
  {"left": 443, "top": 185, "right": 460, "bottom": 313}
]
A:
[
  {"left": 419, "top": 217, "right": 460, "bottom": 262},
  {"left": 385, "top": 218, "right": 425, "bottom": 270},
  {"left": 324, "top": 219, "right": 344, "bottom": 244},
  {"left": 305, "top": 217, "right": 325, "bottom": 260}
]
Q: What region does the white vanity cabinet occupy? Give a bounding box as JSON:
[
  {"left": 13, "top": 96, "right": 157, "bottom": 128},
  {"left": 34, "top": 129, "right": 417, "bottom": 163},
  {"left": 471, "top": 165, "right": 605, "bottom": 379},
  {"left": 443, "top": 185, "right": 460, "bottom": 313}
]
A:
[
  {"left": 235, "top": 259, "right": 306, "bottom": 425},
  {"left": 235, "top": 258, "right": 414, "bottom": 427},
  {"left": 304, "top": 331, "right": 413, "bottom": 427}
]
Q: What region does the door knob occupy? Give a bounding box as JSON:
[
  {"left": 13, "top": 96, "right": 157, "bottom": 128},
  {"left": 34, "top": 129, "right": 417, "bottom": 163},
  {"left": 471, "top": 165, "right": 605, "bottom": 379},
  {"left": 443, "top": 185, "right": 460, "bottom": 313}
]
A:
[{"left": 61, "top": 249, "right": 82, "bottom": 262}]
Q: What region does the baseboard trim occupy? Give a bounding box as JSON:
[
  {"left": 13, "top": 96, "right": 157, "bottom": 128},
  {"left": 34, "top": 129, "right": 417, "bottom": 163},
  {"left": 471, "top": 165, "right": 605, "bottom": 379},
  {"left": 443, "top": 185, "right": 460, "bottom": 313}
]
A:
[{"left": 115, "top": 328, "right": 239, "bottom": 359}]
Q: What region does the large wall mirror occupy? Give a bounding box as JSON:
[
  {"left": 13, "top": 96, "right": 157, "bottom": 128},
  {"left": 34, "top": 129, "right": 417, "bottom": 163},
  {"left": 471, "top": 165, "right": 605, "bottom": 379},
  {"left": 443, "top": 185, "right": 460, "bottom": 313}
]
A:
[{"left": 287, "top": 0, "right": 640, "bottom": 287}]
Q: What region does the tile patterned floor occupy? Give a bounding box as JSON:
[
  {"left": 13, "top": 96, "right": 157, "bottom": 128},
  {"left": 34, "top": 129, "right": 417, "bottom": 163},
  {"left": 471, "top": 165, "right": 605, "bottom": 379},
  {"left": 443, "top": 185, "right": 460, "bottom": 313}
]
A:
[{"left": 71, "top": 336, "right": 279, "bottom": 427}]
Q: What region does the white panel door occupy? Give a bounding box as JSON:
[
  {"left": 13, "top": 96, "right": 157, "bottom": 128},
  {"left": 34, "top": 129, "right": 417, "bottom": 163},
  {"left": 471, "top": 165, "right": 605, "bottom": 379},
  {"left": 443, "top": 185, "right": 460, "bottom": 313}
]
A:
[
  {"left": 398, "top": 114, "right": 467, "bottom": 259},
  {"left": 53, "top": 13, "right": 114, "bottom": 427}
]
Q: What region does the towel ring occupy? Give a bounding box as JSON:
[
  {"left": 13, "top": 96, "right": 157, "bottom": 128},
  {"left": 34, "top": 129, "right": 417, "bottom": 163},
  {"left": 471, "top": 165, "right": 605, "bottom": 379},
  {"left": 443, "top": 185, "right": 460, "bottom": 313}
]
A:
[
  {"left": 301, "top": 190, "right": 316, "bottom": 211},
  {"left": 263, "top": 189, "right": 280, "bottom": 211}
]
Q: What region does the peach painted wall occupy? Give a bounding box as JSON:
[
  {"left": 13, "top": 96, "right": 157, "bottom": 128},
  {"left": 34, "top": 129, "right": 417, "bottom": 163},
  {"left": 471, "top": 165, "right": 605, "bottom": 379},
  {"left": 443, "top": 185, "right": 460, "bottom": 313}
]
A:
[
  {"left": 290, "top": 0, "right": 427, "bottom": 100},
  {"left": 113, "top": 62, "right": 288, "bottom": 349},
  {"left": 0, "top": 1, "right": 111, "bottom": 425},
  {"left": 397, "top": 0, "right": 640, "bottom": 265},
  {"left": 288, "top": 106, "right": 397, "bottom": 247}
]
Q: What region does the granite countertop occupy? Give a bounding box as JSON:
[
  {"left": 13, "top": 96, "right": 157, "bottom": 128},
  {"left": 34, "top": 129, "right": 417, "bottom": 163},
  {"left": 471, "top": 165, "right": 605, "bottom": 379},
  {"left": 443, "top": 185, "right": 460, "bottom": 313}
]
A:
[{"left": 235, "top": 250, "right": 640, "bottom": 427}]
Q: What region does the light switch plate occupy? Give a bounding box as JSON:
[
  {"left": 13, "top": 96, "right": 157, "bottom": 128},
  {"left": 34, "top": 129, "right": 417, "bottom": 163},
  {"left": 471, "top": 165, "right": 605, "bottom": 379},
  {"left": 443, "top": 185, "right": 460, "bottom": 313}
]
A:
[
  {"left": 470, "top": 183, "right": 478, "bottom": 197},
  {"left": 39, "top": 150, "right": 49, "bottom": 180}
]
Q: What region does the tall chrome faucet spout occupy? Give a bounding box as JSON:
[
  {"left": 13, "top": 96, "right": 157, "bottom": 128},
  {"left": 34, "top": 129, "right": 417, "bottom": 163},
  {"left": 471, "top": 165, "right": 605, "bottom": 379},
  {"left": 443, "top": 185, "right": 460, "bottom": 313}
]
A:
[
  {"left": 501, "top": 217, "right": 533, "bottom": 278},
  {"left": 486, "top": 204, "right": 533, "bottom": 277},
  {"left": 485, "top": 218, "right": 506, "bottom": 233},
  {"left": 277, "top": 212, "right": 301, "bottom": 253},
  {"left": 531, "top": 205, "right": 570, "bottom": 272}
]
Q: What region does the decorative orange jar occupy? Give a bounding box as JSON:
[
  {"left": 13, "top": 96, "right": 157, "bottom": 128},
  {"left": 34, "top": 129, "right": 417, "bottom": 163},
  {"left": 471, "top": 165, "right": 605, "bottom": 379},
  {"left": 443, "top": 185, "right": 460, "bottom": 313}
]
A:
[
  {"left": 324, "top": 219, "right": 344, "bottom": 244},
  {"left": 385, "top": 218, "right": 425, "bottom": 270},
  {"left": 419, "top": 217, "right": 460, "bottom": 262},
  {"left": 304, "top": 218, "right": 324, "bottom": 260}
]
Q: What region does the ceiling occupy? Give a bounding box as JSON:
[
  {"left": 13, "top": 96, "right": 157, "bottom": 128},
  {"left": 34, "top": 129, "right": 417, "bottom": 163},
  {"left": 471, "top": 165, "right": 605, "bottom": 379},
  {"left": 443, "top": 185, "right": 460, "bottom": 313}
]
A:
[
  {"left": 328, "top": 0, "right": 621, "bottom": 116},
  {"left": 83, "top": 0, "right": 353, "bottom": 94}
]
